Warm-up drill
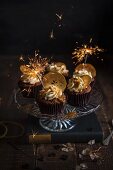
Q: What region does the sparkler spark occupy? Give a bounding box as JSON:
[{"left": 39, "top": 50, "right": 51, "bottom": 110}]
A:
[
  {"left": 32, "top": 130, "right": 38, "bottom": 139},
  {"left": 72, "top": 44, "right": 104, "bottom": 64},
  {"left": 89, "top": 38, "right": 93, "bottom": 43},
  {"left": 56, "top": 13, "right": 63, "bottom": 20},
  {"left": 21, "top": 87, "right": 32, "bottom": 96},
  {"left": 50, "top": 29, "right": 54, "bottom": 39},
  {"left": 19, "top": 56, "right": 24, "bottom": 61}
]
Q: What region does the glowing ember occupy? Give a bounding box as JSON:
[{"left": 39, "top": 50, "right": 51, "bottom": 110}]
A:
[
  {"left": 72, "top": 44, "right": 104, "bottom": 64},
  {"left": 50, "top": 29, "right": 54, "bottom": 39}
]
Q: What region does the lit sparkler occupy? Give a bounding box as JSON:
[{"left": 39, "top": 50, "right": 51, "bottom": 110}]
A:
[
  {"left": 72, "top": 44, "right": 104, "bottom": 64},
  {"left": 20, "top": 52, "right": 49, "bottom": 88},
  {"left": 20, "top": 54, "right": 48, "bottom": 76},
  {"left": 28, "top": 52, "right": 48, "bottom": 74}
]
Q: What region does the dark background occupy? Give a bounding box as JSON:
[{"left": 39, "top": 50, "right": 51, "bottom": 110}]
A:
[{"left": 0, "top": 0, "right": 113, "bottom": 55}]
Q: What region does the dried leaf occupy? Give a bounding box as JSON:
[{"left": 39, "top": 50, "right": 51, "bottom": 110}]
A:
[
  {"left": 81, "top": 148, "right": 90, "bottom": 156},
  {"left": 61, "top": 143, "right": 75, "bottom": 152},
  {"left": 61, "top": 148, "right": 69, "bottom": 152},
  {"left": 88, "top": 139, "right": 95, "bottom": 145},
  {"left": 79, "top": 153, "right": 83, "bottom": 159},
  {"left": 67, "top": 143, "right": 73, "bottom": 147},
  {"left": 89, "top": 152, "right": 100, "bottom": 160},
  {"left": 68, "top": 147, "right": 74, "bottom": 152},
  {"left": 80, "top": 163, "right": 88, "bottom": 169},
  {"left": 89, "top": 152, "right": 96, "bottom": 160}
]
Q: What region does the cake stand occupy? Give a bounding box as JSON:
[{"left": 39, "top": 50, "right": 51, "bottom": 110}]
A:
[{"left": 14, "top": 85, "right": 103, "bottom": 132}]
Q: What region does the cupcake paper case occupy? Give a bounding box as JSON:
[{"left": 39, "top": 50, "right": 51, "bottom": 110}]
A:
[
  {"left": 36, "top": 72, "right": 67, "bottom": 116},
  {"left": 18, "top": 78, "right": 42, "bottom": 98},
  {"left": 37, "top": 87, "right": 66, "bottom": 115},
  {"left": 67, "top": 75, "right": 92, "bottom": 107},
  {"left": 18, "top": 70, "right": 42, "bottom": 98},
  {"left": 74, "top": 63, "right": 96, "bottom": 88}
]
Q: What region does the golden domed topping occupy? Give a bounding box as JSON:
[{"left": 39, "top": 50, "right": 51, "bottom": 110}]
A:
[
  {"left": 80, "top": 75, "right": 92, "bottom": 88},
  {"left": 75, "top": 63, "right": 96, "bottom": 78},
  {"left": 43, "top": 72, "right": 67, "bottom": 92}
]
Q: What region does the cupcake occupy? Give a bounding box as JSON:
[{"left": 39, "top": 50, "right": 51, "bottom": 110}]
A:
[
  {"left": 18, "top": 72, "right": 42, "bottom": 98},
  {"left": 18, "top": 56, "right": 48, "bottom": 98},
  {"left": 36, "top": 72, "right": 67, "bottom": 115},
  {"left": 47, "top": 62, "right": 69, "bottom": 77},
  {"left": 67, "top": 75, "right": 92, "bottom": 107},
  {"left": 74, "top": 63, "right": 96, "bottom": 87}
]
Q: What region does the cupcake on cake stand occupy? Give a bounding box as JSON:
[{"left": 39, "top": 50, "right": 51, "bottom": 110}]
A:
[
  {"left": 36, "top": 72, "right": 77, "bottom": 132},
  {"left": 18, "top": 53, "right": 48, "bottom": 98}
]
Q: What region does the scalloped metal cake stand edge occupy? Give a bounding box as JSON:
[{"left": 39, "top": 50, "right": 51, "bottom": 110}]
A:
[{"left": 39, "top": 118, "right": 76, "bottom": 132}]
